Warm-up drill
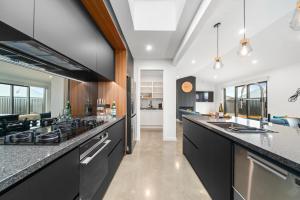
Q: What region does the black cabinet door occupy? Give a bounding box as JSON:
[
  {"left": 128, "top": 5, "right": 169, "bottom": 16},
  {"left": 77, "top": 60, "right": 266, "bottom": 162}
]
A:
[
  {"left": 93, "top": 138, "right": 125, "bottom": 200},
  {"left": 0, "top": 0, "right": 34, "bottom": 37},
  {"left": 93, "top": 120, "right": 125, "bottom": 200},
  {"left": 1, "top": 148, "right": 80, "bottom": 200},
  {"left": 96, "top": 32, "right": 115, "bottom": 81},
  {"left": 107, "top": 119, "right": 125, "bottom": 153},
  {"left": 183, "top": 119, "right": 232, "bottom": 200},
  {"left": 34, "top": 0, "right": 97, "bottom": 71}
]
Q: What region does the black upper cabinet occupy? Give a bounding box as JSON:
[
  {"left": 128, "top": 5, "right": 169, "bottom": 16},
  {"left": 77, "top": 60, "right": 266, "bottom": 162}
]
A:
[
  {"left": 0, "top": 0, "right": 34, "bottom": 37},
  {"left": 34, "top": 0, "right": 97, "bottom": 71},
  {"left": 0, "top": 0, "right": 115, "bottom": 81},
  {"left": 96, "top": 31, "right": 115, "bottom": 81}
]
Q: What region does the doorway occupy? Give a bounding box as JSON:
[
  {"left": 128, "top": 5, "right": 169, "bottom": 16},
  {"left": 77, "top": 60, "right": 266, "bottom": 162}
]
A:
[{"left": 139, "top": 70, "right": 164, "bottom": 139}]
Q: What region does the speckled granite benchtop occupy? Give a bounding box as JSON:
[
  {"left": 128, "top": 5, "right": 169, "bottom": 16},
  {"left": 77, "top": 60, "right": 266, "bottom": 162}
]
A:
[
  {"left": 183, "top": 115, "right": 300, "bottom": 173},
  {"left": 0, "top": 116, "right": 124, "bottom": 193}
]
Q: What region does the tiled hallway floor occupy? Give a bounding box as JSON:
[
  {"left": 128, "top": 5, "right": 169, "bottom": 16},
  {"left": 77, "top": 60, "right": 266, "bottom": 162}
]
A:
[{"left": 103, "top": 122, "right": 211, "bottom": 200}]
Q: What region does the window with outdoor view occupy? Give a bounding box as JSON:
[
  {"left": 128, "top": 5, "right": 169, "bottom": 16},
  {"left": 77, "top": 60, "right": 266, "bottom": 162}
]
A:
[
  {"left": 224, "top": 81, "right": 268, "bottom": 119},
  {"left": 0, "top": 83, "right": 47, "bottom": 115}
]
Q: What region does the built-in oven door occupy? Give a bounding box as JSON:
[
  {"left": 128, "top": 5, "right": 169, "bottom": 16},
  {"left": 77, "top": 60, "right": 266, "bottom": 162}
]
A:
[{"left": 80, "top": 134, "right": 111, "bottom": 200}]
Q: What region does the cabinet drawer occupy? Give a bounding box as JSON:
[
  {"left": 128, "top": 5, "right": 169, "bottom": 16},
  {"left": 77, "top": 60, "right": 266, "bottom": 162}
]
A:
[
  {"left": 107, "top": 119, "right": 125, "bottom": 152},
  {"left": 183, "top": 118, "right": 202, "bottom": 148}
]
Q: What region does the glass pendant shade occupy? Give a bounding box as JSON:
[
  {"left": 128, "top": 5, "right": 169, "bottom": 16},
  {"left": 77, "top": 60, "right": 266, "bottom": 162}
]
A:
[
  {"left": 213, "top": 57, "right": 224, "bottom": 70},
  {"left": 238, "top": 38, "right": 253, "bottom": 56},
  {"left": 290, "top": 2, "right": 300, "bottom": 31}
]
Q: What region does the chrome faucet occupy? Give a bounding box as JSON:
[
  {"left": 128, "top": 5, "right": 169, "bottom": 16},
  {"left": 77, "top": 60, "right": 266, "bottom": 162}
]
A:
[{"left": 239, "top": 83, "right": 267, "bottom": 129}]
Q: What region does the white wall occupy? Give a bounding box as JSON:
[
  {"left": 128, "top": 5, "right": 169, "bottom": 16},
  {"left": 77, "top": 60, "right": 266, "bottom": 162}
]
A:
[
  {"left": 195, "top": 78, "right": 217, "bottom": 114},
  {"left": 215, "top": 63, "right": 300, "bottom": 117},
  {"left": 134, "top": 59, "right": 177, "bottom": 141}
]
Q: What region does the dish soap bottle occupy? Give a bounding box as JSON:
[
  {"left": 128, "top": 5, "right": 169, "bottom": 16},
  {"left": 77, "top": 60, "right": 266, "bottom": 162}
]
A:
[
  {"left": 219, "top": 103, "right": 224, "bottom": 118},
  {"left": 111, "top": 101, "right": 116, "bottom": 117}
]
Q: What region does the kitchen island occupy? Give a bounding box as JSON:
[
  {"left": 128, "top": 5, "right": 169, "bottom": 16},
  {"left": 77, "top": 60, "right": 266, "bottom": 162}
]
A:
[
  {"left": 0, "top": 116, "right": 125, "bottom": 199},
  {"left": 183, "top": 115, "right": 300, "bottom": 200}
]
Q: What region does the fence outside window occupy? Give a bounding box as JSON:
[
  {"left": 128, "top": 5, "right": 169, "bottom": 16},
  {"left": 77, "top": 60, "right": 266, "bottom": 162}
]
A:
[{"left": 0, "top": 83, "right": 46, "bottom": 115}]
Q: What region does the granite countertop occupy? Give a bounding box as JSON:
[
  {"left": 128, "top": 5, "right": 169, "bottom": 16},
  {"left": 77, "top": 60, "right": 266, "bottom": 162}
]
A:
[
  {"left": 0, "top": 116, "right": 125, "bottom": 193},
  {"left": 183, "top": 115, "right": 300, "bottom": 173}
]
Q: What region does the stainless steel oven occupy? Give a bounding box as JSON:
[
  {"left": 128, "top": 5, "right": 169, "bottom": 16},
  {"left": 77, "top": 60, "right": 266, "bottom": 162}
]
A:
[
  {"left": 234, "top": 145, "right": 300, "bottom": 200},
  {"left": 79, "top": 131, "right": 111, "bottom": 200}
]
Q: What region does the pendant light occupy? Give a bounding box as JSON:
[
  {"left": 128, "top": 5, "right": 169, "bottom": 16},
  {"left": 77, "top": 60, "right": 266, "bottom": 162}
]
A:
[
  {"left": 290, "top": 0, "right": 300, "bottom": 31},
  {"left": 238, "top": 0, "right": 253, "bottom": 56},
  {"left": 213, "top": 23, "right": 223, "bottom": 70}
]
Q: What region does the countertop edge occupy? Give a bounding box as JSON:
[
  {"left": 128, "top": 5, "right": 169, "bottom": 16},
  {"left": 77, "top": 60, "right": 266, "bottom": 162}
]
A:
[
  {"left": 183, "top": 115, "right": 300, "bottom": 173},
  {"left": 0, "top": 116, "right": 125, "bottom": 193}
]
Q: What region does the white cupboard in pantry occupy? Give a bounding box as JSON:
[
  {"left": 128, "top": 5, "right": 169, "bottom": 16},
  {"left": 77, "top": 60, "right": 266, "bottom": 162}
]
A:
[{"left": 140, "top": 109, "right": 163, "bottom": 128}]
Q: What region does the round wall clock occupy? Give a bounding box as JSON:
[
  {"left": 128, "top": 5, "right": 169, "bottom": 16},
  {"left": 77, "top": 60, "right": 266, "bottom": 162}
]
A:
[{"left": 181, "top": 81, "right": 193, "bottom": 93}]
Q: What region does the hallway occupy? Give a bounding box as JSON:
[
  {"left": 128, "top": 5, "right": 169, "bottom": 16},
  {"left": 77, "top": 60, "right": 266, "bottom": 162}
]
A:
[{"left": 104, "top": 123, "right": 211, "bottom": 200}]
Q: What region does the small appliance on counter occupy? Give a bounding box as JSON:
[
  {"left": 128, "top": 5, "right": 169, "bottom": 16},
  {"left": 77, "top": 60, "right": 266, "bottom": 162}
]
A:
[{"left": 158, "top": 102, "right": 163, "bottom": 109}]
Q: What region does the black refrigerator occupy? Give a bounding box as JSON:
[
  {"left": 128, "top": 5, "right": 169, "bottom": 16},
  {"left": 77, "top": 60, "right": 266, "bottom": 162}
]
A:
[{"left": 126, "top": 76, "right": 137, "bottom": 154}]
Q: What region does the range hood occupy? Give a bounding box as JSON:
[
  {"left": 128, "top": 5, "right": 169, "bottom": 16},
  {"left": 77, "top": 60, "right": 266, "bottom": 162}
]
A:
[{"left": 0, "top": 21, "right": 108, "bottom": 82}]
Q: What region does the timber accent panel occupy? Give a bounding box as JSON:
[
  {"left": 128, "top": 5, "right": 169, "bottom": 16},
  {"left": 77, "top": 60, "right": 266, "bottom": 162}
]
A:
[{"left": 81, "top": 0, "right": 127, "bottom": 117}]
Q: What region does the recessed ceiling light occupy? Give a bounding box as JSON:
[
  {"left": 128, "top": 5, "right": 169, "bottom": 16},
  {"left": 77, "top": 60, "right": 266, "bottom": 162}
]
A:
[
  {"left": 213, "top": 75, "right": 218, "bottom": 79},
  {"left": 191, "top": 60, "right": 196, "bottom": 64},
  {"left": 239, "top": 28, "right": 246, "bottom": 35},
  {"left": 145, "top": 45, "right": 153, "bottom": 51},
  {"left": 252, "top": 59, "right": 258, "bottom": 64}
]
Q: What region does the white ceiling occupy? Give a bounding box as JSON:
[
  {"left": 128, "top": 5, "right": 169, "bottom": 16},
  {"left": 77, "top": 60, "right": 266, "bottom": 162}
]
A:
[
  {"left": 0, "top": 60, "right": 53, "bottom": 85},
  {"left": 128, "top": 0, "right": 186, "bottom": 31},
  {"left": 110, "top": 0, "right": 300, "bottom": 84},
  {"left": 175, "top": 0, "right": 299, "bottom": 83},
  {"left": 110, "top": 0, "right": 204, "bottom": 59}
]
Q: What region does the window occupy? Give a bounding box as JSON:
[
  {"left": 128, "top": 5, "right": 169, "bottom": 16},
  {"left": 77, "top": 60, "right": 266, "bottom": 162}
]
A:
[
  {"left": 224, "top": 81, "right": 268, "bottom": 119},
  {"left": 224, "top": 87, "right": 235, "bottom": 115},
  {"left": 248, "top": 82, "right": 267, "bottom": 119},
  {"left": 236, "top": 86, "right": 248, "bottom": 118},
  {"left": 0, "top": 84, "right": 12, "bottom": 114},
  {"left": 0, "top": 83, "right": 47, "bottom": 115},
  {"left": 13, "top": 85, "right": 29, "bottom": 115},
  {"left": 30, "top": 87, "right": 46, "bottom": 114}
]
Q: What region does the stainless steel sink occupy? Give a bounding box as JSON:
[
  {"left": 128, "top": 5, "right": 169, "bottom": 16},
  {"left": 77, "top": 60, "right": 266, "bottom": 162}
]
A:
[{"left": 207, "top": 122, "right": 275, "bottom": 134}]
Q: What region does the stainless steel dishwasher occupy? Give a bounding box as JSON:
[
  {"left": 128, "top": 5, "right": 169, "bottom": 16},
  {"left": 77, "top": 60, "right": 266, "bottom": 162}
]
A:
[
  {"left": 79, "top": 131, "right": 111, "bottom": 200},
  {"left": 234, "top": 145, "right": 300, "bottom": 200}
]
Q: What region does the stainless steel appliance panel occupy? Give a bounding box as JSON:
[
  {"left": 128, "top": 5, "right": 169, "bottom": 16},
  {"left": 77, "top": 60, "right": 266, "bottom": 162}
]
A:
[{"left": 234, "top": 145, "right": 300, "bottom": 200}]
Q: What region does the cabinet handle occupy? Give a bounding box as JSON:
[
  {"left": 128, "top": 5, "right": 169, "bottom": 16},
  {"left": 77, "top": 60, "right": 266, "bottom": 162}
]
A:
[
  {"left": 247, "top": 153, "right": 288, "bottom": 180},
  {"left": 81, "top": 140, "right": 111, "bottom": 165}
]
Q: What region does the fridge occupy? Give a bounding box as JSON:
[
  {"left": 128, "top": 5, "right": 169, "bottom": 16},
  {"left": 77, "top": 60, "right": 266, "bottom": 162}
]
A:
[{"left": 126, "top": 76, "right": 137, "bottom": 154}]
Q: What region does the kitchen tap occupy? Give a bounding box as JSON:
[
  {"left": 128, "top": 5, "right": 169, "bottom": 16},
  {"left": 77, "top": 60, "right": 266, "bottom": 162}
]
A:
[{"left": 239, "top": 83, "right": 267, "bottom": 129}]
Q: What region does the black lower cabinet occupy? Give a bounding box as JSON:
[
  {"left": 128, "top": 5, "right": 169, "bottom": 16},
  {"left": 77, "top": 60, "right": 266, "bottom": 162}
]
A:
[
  {"left": 0, "top": 119, "right": 126, "bottom": 200},
  {"left": 183, "top": 118, "right": 232, "bottom": 200},
  {"left": 1, "top": 148, "right": 80, "bottom": 200},
  {"left": 95, "top": 119, "right": 125, "bottom": 200}
]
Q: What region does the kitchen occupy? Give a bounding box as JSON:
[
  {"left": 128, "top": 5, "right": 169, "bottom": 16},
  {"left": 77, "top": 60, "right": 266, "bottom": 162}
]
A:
[{"left": 0, "top": 0, "right": 300, "bottom": 200}]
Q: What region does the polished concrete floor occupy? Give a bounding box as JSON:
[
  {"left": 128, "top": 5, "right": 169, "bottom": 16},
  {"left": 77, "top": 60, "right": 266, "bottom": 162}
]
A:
[{"left": 103, "top": 122, "right": 211, "bottom": 200}]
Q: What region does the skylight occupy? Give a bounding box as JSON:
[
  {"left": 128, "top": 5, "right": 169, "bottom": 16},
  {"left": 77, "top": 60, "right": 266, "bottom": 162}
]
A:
[{"left": 128, "top": 0, "right": 186, "bottom": 31}]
